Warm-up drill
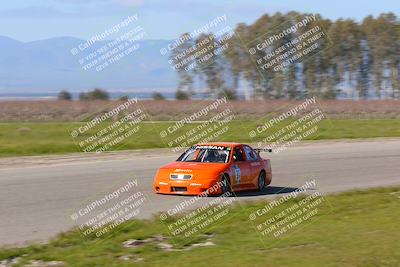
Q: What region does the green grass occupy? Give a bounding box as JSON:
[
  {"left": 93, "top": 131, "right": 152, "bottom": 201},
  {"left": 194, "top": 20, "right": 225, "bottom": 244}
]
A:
[
  {"left": 0, "top": 119, "right": 400, "bottom": 157},
  {"left": 1, "top": 187, "right": 399, "bottom": 267}
]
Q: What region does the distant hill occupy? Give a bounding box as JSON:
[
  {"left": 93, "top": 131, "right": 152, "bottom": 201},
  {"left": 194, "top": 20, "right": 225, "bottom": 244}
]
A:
[{"left": 0, "top": 36, "right": 178, "bottom": 93}]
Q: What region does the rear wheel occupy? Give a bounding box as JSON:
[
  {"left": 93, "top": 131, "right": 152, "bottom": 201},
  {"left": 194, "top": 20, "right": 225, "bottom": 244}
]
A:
[
  {"left": 221, "top": 174, "right": 232, "bottom": 195},
  {"left": 258, "top": 171, "right": 266, "bottom": 192}
]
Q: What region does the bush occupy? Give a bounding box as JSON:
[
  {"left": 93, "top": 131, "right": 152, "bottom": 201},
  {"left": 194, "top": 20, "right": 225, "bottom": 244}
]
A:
[
  {"left": 175, "top": 90, "right": 190, "bottom": 100},
  {"left": 119, "top": 95, "right": 129, "bottom": 101},
  {"left": 58, "top": 90, "right": 72, "bottom": 100},
  {"left": 152, "top": 92, "right": 165, "bottom": 100},
  {"left": 79, "top": 92, "right": 89, "bottom": 101},
  {"left": 79, "top": 89, "right": 109, "bottom": 101},
  {"left": 88, "top": 88, "right": 109, "bottom": 100},
  {"left": 218, "top": 89, "right": 237, "bottom": 100}
]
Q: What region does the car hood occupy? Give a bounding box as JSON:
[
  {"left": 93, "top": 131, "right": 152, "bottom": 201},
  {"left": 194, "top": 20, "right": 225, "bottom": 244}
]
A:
[{"left": 160, "top": 161, "right": 229, "bottom": 173}]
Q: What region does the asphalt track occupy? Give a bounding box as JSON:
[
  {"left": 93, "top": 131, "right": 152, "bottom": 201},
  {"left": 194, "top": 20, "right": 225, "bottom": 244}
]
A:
[{"left": 1, "top": 139, "right": 400, "bottom": 247}]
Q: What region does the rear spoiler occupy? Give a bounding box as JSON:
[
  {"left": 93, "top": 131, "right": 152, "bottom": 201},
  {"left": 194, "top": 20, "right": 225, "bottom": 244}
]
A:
[{"left": 254, "top": 148, "right": 272, "bottom": 153}]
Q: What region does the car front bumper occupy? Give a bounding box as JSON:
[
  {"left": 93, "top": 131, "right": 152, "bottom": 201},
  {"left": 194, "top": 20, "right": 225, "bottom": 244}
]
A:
[{"left": 154, "top": 179, "right": 221, "bottom": 195}]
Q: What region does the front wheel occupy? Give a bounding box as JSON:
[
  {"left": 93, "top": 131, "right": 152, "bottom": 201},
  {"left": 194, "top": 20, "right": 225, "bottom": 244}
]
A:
[
  {"left": 258, "top": 171, "right": 266, "bottom": 192},
  {"left": 221, "top": 174, "right": 232, "bottom": 195}
]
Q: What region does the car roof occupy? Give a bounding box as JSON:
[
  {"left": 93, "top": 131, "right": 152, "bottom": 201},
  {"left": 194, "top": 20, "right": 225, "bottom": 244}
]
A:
[{"left": 195, "top": 142, "right": 244, "bottom": 147}]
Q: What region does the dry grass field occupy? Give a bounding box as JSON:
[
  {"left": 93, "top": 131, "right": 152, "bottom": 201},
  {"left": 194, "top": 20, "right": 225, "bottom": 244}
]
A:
[{"left": 0, "top": 99, "right": 399, "bottom": 122}]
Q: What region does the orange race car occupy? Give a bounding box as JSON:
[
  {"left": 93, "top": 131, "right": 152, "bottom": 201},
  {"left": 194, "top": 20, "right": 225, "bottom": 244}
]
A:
[{"left": 153, "top": 142, "right": 272, "bottom": 195}]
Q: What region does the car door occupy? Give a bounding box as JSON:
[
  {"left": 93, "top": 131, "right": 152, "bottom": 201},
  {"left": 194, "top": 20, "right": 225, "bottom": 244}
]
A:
[
  {"left": 243, "top": 145, "right": 262, "bottom": 187},
  {"left": 231, "top": 145, "right": 251, "bottom": 189}
]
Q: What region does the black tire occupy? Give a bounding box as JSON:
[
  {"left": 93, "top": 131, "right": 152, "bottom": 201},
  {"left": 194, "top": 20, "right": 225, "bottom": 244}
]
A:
[
  {"left": 221, "top": 174, "right": 232, "bottom": 195},
  {"left": 258, "top": 171, "right": 266, "bottom": 192}
]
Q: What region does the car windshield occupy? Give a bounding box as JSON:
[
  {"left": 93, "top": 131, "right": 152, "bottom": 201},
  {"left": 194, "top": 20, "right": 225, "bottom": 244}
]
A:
[{"left": 177, "top": 145, "right": 231, "bottom": 163}]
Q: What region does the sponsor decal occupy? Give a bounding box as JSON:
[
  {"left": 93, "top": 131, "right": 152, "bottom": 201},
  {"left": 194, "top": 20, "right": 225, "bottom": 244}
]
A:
[
  {"left": 174, "top": 169, "right": 193, "bottom": 172},
  {"left": 194, "top": 145, "right": 229, "bottom": 150},
  {"left": 234, "top": 165, "right": 241, "bottom": 184}
]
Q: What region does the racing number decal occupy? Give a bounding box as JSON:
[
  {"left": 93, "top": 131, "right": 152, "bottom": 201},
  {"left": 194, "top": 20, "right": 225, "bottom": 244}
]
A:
[{"left": 234, "top": 165, "right": 241, "bottom": 184}]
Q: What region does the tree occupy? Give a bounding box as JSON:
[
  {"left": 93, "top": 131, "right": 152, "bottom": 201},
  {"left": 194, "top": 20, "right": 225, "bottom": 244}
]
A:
[
  {"left": 169, "top": 12, "right": 400, "bottom": 100},
  {"left": 302, "top": 15, "right": 333, "bottom": 99},
  {"left": 362, "top": 14, "right": 398, "bottom": 99},
  {"left": 357, "top": 39, "right": 372, "bottom": 99},
  {"left": 119, "top": 95, "right": 129, "bottom": 101},
  {"left": 79, "top": 89, "right": 109, "bottom": 101},
  {"left": 222, "top": 23, "right": 248, "bottom": 96},
  {"left": 79, "top": 92, "right": 89, "bottom": 101},
  {"left": 58, "top": 90, "right": 72, "bottom": 100},
  {"left": 88, "top": 88, "right": 109, "bottom": 100},
  {"left": 170, "top": 33, "right": 196, "bottom": 96},
  {"left": 194, "top": 33, "right": 226, "bottom": 98},
  {"left": 152, "top": 92, "right": 165, "bottom": 100},
  {"left": 218, "top": 88, "right": 237, "bottom": 100},
  {"left": 175, "top": 90, "right": 190, "bottom": 100}
]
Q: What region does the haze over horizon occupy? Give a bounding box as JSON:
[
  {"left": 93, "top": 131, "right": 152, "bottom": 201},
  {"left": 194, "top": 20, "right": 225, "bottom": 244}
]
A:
[
  {"left": 0, "top": 1, "right": 399, "bottom": 96},
  {"left": 0, "top": 0, "right": 398, "bottom": 42}
]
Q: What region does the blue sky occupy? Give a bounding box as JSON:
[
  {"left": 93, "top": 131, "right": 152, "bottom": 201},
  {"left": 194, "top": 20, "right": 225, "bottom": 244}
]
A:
[{"left": 0, "top": 0, "right": 399, "bottom": 42}]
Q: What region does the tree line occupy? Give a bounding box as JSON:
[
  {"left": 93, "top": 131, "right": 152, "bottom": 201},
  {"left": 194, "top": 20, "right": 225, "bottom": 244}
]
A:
[
  {"left": 171, "top": 12, "right": 400, "bottom": 100},
  {"left": 58, "top": 89, "right": 169, "bottom": 101},
  {"left": 58, "top": 89, "right": 111, "bottom": 101}
]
